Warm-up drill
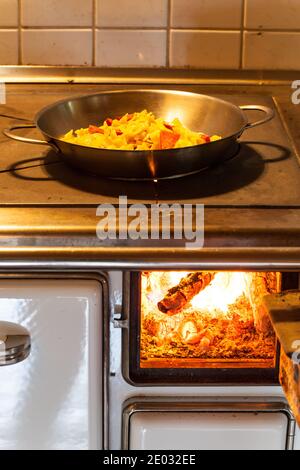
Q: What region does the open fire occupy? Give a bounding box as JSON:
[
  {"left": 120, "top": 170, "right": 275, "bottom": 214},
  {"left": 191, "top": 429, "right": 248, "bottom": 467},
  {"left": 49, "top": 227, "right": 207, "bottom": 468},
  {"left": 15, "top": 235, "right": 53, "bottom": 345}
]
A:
[{"left": 140, "top": 271, "right": 280, "bottom": 368}]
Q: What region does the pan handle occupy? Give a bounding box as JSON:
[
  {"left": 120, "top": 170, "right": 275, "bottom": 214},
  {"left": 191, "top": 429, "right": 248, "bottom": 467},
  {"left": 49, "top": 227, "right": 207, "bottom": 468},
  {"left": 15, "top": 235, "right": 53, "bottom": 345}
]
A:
[
  {"left": 239, "top": 105, "right": 275, "bottom": 130},
  {"left": 3, "top": 123, "right": 59, "bottom": 152}
]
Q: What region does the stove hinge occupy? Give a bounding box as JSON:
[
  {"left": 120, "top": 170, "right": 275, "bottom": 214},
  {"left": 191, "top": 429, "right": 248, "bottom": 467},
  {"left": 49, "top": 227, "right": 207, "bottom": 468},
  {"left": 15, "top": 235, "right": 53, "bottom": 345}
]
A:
[
  {"left": 113, "top": 304, "right": 128, "bottom": 329},
  {"left": 113, "top": 319, "right": 128, "bottom": 329}
]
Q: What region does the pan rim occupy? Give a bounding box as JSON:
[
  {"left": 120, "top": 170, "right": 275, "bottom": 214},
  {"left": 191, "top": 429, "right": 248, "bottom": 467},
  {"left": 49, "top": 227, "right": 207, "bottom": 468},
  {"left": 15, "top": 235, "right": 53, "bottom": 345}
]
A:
[{"left": 34, "top": 89, "right": 247, "bottom": 153}]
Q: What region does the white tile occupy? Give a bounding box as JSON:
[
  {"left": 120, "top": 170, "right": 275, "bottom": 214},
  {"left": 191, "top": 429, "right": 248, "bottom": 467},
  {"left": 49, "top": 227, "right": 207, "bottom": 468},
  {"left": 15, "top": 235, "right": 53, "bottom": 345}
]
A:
[
  {"left": 96, "top": 0, "right": 168, "bottom": 27},
  {"left": 0, "top": 0, "right": 18, "bottom": 27},
  {"left": 171, "top": 0, "right": 243, "bottom": 29},
  {"left": 22, "top": 0, "right": 93, "bottom": 27},
  {"left": 245, "top": 0, "right": 300, "bottom": 30},
  {"left": 244, "top": 31, "right": 300, "bottom": 70},
  {"left": 170, "top": 30, "right": 241, "bottom": 69},
  {"left": 22, "top": 29, "right": 92, "bottom": 65},
  {"left": 0, "top": 30, "right": 18, "bottom": 64},
  {"left": 96, "top": 30, "right": 166, "bottom": 67}
]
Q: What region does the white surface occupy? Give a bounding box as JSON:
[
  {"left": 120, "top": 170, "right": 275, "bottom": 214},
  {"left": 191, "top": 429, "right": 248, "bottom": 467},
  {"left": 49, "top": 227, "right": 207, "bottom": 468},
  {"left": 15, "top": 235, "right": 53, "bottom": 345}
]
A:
[
  {"left": 96, "top": 0, "right": 168, "bottom": 27},
  {"left": 245, "top": 0, "right": 300, "bottom": 29},
  {"left": 170, "top": 31, "right": 241, "bottom": 69},
  {"left": 244, "top": 31, "right": 300, "bottom": 70},
  {"left": 0, "top": 30, "right": 18, "bottom": 65},
  {"left": 22, "top": 0, "right": 93, "bottom": 27},
  {"left": 96, "top": 30, "right": 167, "bottom": 67},
  {"left": 0, "top": 0, "right": 18, "bottom": 27},
  {"left": 129, "top": 411, "right": 288, "bottom": 450},
  {"left": 171, "top": 0, "right": 243, "bottom": 28},
  {"left": 294, "top": 425, "right": 300, "bottom": 450},
  {"left": 22, "top": 30, "right": 93, "bottom": 66},
  {"left": 0, "top": 279, "right": 103, "bottom": 450}
]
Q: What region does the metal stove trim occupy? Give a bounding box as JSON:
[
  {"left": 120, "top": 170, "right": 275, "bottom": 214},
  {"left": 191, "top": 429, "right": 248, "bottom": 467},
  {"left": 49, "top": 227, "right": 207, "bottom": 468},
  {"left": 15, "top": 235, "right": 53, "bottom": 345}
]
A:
[
  {"left": 0, "top": 252, "right": 300, "bottom": 270},
  {"left": 122, "top": 398, "right": 296, "bottom": 450},
  {"left": 0, "top": 66, "right": 299, "bottom": 84}
]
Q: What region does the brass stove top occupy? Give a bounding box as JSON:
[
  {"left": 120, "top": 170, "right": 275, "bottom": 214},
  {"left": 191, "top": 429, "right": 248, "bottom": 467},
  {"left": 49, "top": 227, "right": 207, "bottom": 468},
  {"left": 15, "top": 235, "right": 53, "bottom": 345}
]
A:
[
  {"left": 0, "top": 89, "right": 299, "bottom": 207},
  {"left": 0, "top": 83, "right": 299, "bottom": 259}
]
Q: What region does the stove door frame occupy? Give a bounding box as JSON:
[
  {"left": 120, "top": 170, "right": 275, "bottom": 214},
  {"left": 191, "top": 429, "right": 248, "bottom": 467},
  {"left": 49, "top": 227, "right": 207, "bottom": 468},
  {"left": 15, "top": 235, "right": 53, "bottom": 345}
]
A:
[
  {"left": 122, "top": 398, "right": 296, "bottom": 450},
  {"left": 122, "top": 271, "right": 299, "bottom": 387}
]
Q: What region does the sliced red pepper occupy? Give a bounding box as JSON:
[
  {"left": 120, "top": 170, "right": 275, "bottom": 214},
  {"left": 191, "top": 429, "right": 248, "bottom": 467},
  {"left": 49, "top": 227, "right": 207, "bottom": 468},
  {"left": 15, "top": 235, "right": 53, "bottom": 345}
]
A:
[
  {"left": 116, "top": 129, "right": 123, "bottom": 136},
  {"left": 164, "top": 122, "right": 173, "bottom": 130},
  {"left": 159, "top": 130, "right": 180, "bottom": 149},
  {"left": 88, "top": 125, "right": 104, "bottom": 134},
  {"left": 105, "top": 118, "right": 113, "bottom": 126},
  {"left": 202, "top": 134, "right": 211, "bottom": 143}
]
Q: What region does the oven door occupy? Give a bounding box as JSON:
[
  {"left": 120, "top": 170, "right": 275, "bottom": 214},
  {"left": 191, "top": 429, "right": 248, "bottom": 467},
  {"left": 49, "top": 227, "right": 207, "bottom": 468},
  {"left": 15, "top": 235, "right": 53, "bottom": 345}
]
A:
[
  {"left": 123, "top": 401, "right": 295, "bottom": 450},
  {"left": 263, "top": 290, "right": 300, "bottom": 427},
  {"left": 0, "top": 277, "right": 105, "bottom": 450}
]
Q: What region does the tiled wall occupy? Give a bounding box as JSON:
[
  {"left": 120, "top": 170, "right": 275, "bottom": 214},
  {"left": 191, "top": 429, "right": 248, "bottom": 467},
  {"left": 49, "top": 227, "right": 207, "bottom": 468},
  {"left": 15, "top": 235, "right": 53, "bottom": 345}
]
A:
[{"left": 0, "top": 0, "right": 300, "bottom": 70}]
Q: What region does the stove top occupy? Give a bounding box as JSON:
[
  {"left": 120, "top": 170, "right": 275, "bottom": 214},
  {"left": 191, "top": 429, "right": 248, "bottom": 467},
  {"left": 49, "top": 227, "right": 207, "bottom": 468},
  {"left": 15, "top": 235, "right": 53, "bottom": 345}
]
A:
[{"left": 0, "top": 91, "right": 299, "bottom": 208}]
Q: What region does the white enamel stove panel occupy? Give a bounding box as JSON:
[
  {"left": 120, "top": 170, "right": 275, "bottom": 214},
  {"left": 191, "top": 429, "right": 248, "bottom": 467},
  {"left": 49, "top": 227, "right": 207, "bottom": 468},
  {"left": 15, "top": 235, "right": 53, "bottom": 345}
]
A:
[
  {"left": 0, "top": 279, "right": 103, "bottom": 450},
  {"left": 129, "top": 411, "right": 289, "bottom": 450}
]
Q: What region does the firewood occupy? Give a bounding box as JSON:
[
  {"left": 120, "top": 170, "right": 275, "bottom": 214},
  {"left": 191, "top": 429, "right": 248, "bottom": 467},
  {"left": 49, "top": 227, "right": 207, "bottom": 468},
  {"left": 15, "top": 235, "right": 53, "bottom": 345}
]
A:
[
  {"left": 157, "top": 272, "right": 215, "bottom": 315},
  {"left": 245, "top": 273, "right": 274, "bottom": 334}
]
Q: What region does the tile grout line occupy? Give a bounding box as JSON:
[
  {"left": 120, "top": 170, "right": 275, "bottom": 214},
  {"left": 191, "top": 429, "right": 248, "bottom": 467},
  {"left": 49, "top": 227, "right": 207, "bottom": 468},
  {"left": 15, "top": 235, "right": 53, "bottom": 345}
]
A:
[
  {"left": 239, "top": 0, "right": 246, "bottom": 69},
  {"left": 92, "top": 0, "right": 96, "bottom": 66},
  {"left": 17, "top": 0, "right": 22, "bottom": 65},
  {"left": 11, "top": 26, "right": 300, "bottom": 33},
  {"left": 19, "top": 26, "right": 170, "bottom": 31},
  {"left": 166, "top": 0, "right": 171, "bottom": 67}
]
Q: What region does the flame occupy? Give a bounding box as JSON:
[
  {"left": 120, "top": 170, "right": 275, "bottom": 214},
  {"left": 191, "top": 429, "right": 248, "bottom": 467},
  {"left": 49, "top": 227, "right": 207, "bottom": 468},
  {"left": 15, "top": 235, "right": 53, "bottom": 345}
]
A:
[
  {"left": 142, "top": 271, "right": 188, "bottom": 305},
  {"left": 190, "top": 272, "right": 248, "bottom": 314},
  {"left": 141, "top": 271, "right": 280, "bottom": 332},
  {"left": 169, "top": 271, "right": 189, "bottom": 285},
  {"left": 142, "top": 271, "right": 251, "bottom": 318}
]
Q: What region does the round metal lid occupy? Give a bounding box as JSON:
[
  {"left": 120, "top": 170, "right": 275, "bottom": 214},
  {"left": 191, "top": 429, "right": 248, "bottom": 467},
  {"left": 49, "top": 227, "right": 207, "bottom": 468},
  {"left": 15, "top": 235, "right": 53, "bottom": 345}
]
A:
[{"left": 0, "top": 321, "right": 31, "bottom": 366}]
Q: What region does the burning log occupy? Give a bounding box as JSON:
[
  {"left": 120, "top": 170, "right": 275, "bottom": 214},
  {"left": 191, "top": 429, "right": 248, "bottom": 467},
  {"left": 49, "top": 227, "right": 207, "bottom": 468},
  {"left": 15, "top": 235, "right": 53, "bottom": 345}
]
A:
[
  {"left": 245, "top": 273, "right": 274, "bottom": 334},
  {"left": 157, "top": 271, "right": 215, "bottom": 316}
]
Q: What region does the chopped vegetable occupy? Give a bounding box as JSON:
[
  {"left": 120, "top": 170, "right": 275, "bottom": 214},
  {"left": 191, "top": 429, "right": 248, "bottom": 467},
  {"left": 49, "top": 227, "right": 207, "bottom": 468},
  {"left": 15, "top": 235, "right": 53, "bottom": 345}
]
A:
[
  {"left": 88, "top": 125, "right": 104, "bottom": 134},
  {"left": 160, "top": 130, "right": 180, "bottom": 150},
  {"left": 62, "top": 110, "right": 221, "bottom": 151},
  {"left": 202, "top": 134, "right": 211, "bottom": 143}
]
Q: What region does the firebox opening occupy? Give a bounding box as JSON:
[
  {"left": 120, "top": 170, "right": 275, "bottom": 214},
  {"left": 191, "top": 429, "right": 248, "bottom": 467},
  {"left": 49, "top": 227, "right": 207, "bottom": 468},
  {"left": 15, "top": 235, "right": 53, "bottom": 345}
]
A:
[{"left": 140, "top": 271, "right": 280, "bottom": 369}]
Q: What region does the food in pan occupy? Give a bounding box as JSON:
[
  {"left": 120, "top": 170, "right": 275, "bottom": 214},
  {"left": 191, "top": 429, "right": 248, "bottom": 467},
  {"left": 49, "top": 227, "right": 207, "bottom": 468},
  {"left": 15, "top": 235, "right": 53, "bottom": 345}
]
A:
[{"left": 62, "top": 110, "right": 221, "bottom": 150}]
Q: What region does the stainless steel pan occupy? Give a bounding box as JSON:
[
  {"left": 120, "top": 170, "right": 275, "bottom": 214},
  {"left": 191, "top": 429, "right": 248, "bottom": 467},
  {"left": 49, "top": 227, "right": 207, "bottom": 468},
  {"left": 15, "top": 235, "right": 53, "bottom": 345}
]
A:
[{"left": 3, "top": 89, "right": 274, "bottom": 180}]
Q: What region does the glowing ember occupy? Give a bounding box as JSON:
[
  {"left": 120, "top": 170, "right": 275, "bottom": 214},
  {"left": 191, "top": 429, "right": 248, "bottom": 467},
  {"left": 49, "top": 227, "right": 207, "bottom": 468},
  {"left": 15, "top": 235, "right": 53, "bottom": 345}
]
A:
[{"left": 180, "top": 320, "right": 198, "bottom": 343}]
